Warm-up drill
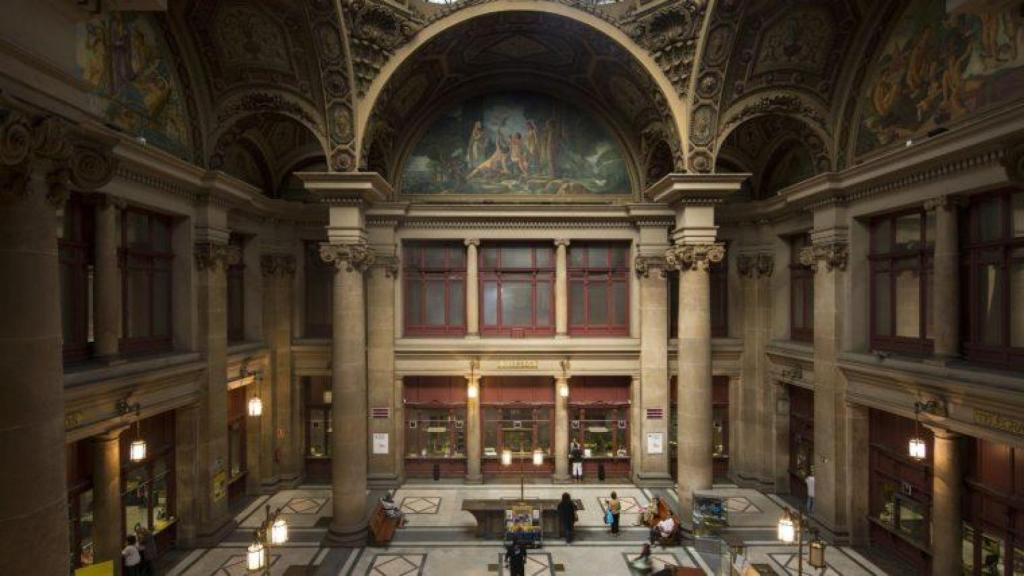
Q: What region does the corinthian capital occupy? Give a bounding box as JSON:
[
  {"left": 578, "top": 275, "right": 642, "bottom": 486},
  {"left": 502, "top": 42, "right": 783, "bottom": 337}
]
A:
[
  {"left": 260, "top": 253, "right": 296, "bottom": 277},
  {"left": 665, "top": 243, "right": 726, "bottom": 272},
  {"left": 373, "top": 255, "right": 400, "bottom": 278},
  {"left": 319, "top": 242, "right": 375, "bottom": 272},
  {"left": 634, "top": 254, "right": 668, "bottom": 278},
  {"left": 194, "top": 242, "right": 240, "bottom": 272},
  {"left": 737, "top": 253, "right": 774, "bottom": 279},
  {"left": 799, "top": 242, "right": 847, "bottom": 272}
]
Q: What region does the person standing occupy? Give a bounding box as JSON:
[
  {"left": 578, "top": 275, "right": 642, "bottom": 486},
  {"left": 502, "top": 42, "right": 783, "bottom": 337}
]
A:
[
  {"left": 122, "top": 535, "right": 142, "bottom": 576},
  {"left": 570, "top": 440, "right": 584, "bottom": 482},
  {"left": 135, "top": 524, "right": 157, "bottom": 576},
  {"left": 609, "top": 491, "right": 622, "bottom": 535},
  {"left": 805, "top": 470, "right": 816, "bottom": 514},
  {"left": 507, "top": 538, "right": 527, "bottom": 576},
  {"left": 557, "top": 492, "right": 577, "bottom": 543}
]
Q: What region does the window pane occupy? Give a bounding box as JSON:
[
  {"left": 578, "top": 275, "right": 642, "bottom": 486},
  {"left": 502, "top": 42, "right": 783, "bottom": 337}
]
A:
[
  {"left": 449, "top": 280, "right": 465, "bottom": 326},
  {"left": 978, "top": 262, "right": 1005, "bottom": 346},
  {"left": 229, "top": 425, "right": 243, "bottom": 477},
  {"left": 1014, "top": 192, "right": 1024, "bottom": 238},
  {"left": 895, "top": 214, "right": 921, "bottom": 251},
  {"left": 499, "top": 282, "right": 529, "bottom": 326},
  {"left": 152, "top": 271, "right": 170, "bottom": 337},
  {"left": 978, "top": 197, "right": 1003, "bottom": 242},
  {"left": 423, "top": 247, "right": 445, "bottom": 269},
  {"left": 450, "top": 247, "right": 466, "bottom": 269},
  {"left": 502, "top": 247, "right": 532, "bottom": 268},
  {"left": 569, "top": 281, "right": 585, "bottom": 325},
  {"left": 981, "top": 532, "right": 1005, "bottom": 575},
  {"left": 536, "top": 281, "right": 551, "bottom": 326},
  {"left": 873, "top": 219, "right": 891, "bottom": 253},
  {"left": 962, "top": 524, "right": 975, "bottom": 575},
  {"left": 1011, "top": 250, "right": 1024, "bottom": 347},
  {"left": 535, "top": 247, "right": 552, "bottom": 268},
  {"left": 894, "top": 259, "right": 921, "bottom": 338},
  {"left": 569, "top": 248, "right": 585, "bottom": 268},
  {"left": 588, "top": 283, "right": 608, "bottom": 325},
  {"left": 152, "top": 462, "right": 172, "bottom": 532},
  {"left": 874, "top": 272, "right": 891, "bottom": 336},
  {"left": 308, "top": 407, "right": 330, "bottom": 457},
  {"left": 483, "top": 282, "right": 498, "bottom": 326},
  {"left": 482, "top": 247, "right": 498, "bottom": 268},
  {"left": 793, "top": 278, "right": 806, "bottom": 330},
  {"left": 128, "top": 270, "right": 150, "bottom": 338},
  {"left": 587, "top": 246, "right": 608, "bottom": 267},
  {"left": 612, "top": 246, "right": 628, "bottom": 269},
  {"left": 123, "top": 466, "right": 150, "bottom": 531},
  {"left": 924, "top": 266, "right": 933, "bottom": 340},
  {"left": 406, "top": 279, "right": 422, "bottom": 325},
  {"left": 424, "top": 280, "right": 446, "bottom": 326},
  {"left": 127, "top": 212, "right": 149, "bottom": 248},
  {"left": 152, "top": 218, "right": 170, "bottom": 252},
  {"left": 612, "top": 280, "right": 627, "bottom": 325}
]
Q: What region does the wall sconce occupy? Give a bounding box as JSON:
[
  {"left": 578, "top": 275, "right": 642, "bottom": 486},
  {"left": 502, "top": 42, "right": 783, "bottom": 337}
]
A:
[
  {"left": 248, "top": 396, "right": 264, "bottom": 417},
  {"left": 117, "top": 398, "right": 146, "bottom": 463},
  {"left": 467, "top": 358, "right": 479, "bottom": 399},
  {"left": 908, "top": 400, "right": 939, "bottom": 461}
]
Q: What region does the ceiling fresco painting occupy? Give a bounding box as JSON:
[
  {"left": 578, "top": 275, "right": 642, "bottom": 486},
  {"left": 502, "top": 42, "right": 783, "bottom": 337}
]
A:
[
  {"left": 855, "top": 0, "right": 1024, "bottom": 156},
  {"left": 401, "top": 92, "right": 630, "bottom": 196}
]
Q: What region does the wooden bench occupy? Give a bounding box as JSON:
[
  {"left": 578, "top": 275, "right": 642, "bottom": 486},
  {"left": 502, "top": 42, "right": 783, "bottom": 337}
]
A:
[{"left": 369, "top": 503, "right": 400, "bottom": 546}]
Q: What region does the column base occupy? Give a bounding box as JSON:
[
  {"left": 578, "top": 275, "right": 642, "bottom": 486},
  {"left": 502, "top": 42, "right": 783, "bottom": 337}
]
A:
[
  {"left": 552, "top": 473, "right": 571, "bottom": 484},
  {"left": 923, "top": 355, "right": 961, "bottom": 368},
  {"left": 368, "top": 473, "right": 402, "bottom": 490},
  {"left": 555, "top": 333, "right": 568, "bottom": 340},
  {"left": 195, "top": 516, "right": 236, "bottom": 547},
  {"left": 465, "top": 334, "right": 480, "bottom": 340},
  {"left": 324, "top": 521, "right": 370, "bottom": 547},
  {"left": 633, "top": 472, "right": 675, "bottom": 488},
  {"left": 465, "top": 473, "right": 484, "bottom": 485}
]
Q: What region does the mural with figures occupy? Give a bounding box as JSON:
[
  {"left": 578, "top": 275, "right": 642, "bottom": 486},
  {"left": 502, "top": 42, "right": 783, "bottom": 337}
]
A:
[
  {"left": 76, "top": 12, "right": 192, "bottom": 160},
  {"left": 400, "top": 92, "right": 629, "bottom": 196},
  {"left": 856, "top": 0, "right": 1024, "bottom": 156}
]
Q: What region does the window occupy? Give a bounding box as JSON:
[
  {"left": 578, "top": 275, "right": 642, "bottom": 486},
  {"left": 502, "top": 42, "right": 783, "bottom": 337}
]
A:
[
  {"left": 120, "top": 208, "right": 173, "bottom": 354},
  {"left": 869, "top": 210, "right": 935, "bottom": 355},
  {"left": 482, "top": 407, "right": 553, "bottom": 456},
  {"left": 668, "top": 259, "right": 728, "bottom": 338},
  {"left": 305, "top": 377, "right": 332, "bottom": 459},
  {"left": 226, "top": 234, "right": 246, "bottom": 343},
  {"left": 480, "top": 245, "right": 554, "bottom": 336},
  {"left": 304, "top": 241, "right": 333, "bottom": 338},
  {"left": 962, "top": 190, "right": 1024, "bottom": 368},
  {"left": 571, "top": 406, "right": 629, "bottom": 458},
  {"left": 962, "top": 436, "right": 1024, "bottom": 576},
  {"left": 790, "top": 234, "right": 814, "bottom": 342},
  {"left": 60, "top": 193, "right": 95, "bottom": 362},
  {"left": 404, "top": 242, "right": 466, "bottom": 336},
  {"left": 568, "top": 243, "right": 630, "bottom": 335},
  {"left": 406, "top": 407, "right": 466, "bottom": 458},
  {"left": 121, "top": 412, "right": 175, "bottom": 543}
]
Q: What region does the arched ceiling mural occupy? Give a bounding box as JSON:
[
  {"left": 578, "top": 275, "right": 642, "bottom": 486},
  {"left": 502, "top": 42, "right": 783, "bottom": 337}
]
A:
[{"left": 70, "top": 0, "right": 1024, "bottom": 198}]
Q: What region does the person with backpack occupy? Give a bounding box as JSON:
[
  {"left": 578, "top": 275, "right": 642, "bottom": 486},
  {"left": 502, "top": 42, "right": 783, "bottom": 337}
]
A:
[{"left": 569, "top": 440, "right": 584, "bottom": 482}]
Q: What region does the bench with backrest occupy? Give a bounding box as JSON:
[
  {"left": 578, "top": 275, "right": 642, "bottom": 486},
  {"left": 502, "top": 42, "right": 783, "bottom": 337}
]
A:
[
  {"left": 647, "top": 498, "right": 682, "bottom": 547},
  {"left": 369, "top": 502, "right": 400, "bottom": 546}
]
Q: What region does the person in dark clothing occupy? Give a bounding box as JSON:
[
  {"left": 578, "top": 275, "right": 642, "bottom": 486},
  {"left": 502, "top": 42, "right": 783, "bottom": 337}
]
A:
[
  {"left": 506, "top": 538, "right": 527, "bottom": 576},
  {"left": 557, "top": 492, "right": 577, "bottom": 543},
  {"left": 569, "top": 440, "right": 584, "bottom": 482}
]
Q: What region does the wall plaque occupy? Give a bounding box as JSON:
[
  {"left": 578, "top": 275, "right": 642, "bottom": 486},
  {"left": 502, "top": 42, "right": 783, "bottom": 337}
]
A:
[
  {"left": 373, "top": 433, "right": 389, "bottom": 455},
  {"left": 647, "top": 432, "right": 664, "bottom": 455},
  {"left": 974, "top": 409, "right": 1024, "bottom": 437},
  {"left": 497, "top": 359, "right": 538, "bottom": 370}
]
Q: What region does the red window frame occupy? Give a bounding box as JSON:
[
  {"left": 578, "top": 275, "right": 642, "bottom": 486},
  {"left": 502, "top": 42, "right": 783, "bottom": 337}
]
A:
[
  {"left": 120, "top": 207, "right": 173, "bottom": 355},
  {"left": 869, "top": 209, "right": 934, "bottom": 356},
  {"left": 403, "top": 242, "right": 467, "bottom": 336},
  {"left": 479, "top": 244, "right": 555, "bottom": 337},
  {"left": 961, "top": 190, "right": 1024, "bottom": 368},
  {"left": 790, "top": 234, "right": 814, "bottom": 343},
  {"left": 227, "top": 234, "right": 246, "bottom": 343},
  {"left": 568, "top": 243, "right": 630, "bottom": 336},
  {"left": 60, "top": 193, "right": 95, "bottom": 362},
  {"left": 668, "top": 258, "right": 728, "bottom": 338},
  {"left": 304, "top": 241, "right": 333, "bottom": 338}
]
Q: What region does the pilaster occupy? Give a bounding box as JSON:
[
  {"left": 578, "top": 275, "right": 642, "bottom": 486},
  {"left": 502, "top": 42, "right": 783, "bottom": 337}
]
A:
[
  {"left": 737, "top": 249, "right": 774, "bottom": 489},
  {"left": 555, "top": 238, "right": 570, "bottom": 337},
  {"left": 260, "top": 253, "right": 296, "bottom": 488},
  {"left": 466, "top": 368, "right": 483, "bottom": 484}
]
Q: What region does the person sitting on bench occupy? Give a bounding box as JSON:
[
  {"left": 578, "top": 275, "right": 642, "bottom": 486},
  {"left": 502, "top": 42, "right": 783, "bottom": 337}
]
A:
[
  {"left": 650, "top": 515, "right": 676, "bottom": 544},
  {"left": 380, "top": 493, "right": 405, "bottom": 527}
]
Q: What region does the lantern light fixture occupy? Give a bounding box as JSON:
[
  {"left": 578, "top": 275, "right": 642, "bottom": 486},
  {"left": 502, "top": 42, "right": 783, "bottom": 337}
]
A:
[
  {"left": 270, "top": 517, "right": 288, "bottom": 546},
  {"left": 501, "top": 449, "right": 513, "bottom": 467},
  {"left": 129, "top": 439, "right": 147, "bottom": 463},
  {"left": 248, "top": 396, "right": 263, "bottom": 417},
  {"left": 532, "top": 449, "right": 544, "bottom": 466},
  {"left": 246, "top": 541, "right": 266, "bottom": 571},
  {"left": 909, "top": 437, "right": 927, "bottom": 460},
  {"left": 908, "top": 400, "right": 939, "bottom": 461},
  {"left": 777, "top": 510, "right": 796, "bottom": 543},
  {"left": 117, "top": 398, "right": 147, "bottom": 463}
]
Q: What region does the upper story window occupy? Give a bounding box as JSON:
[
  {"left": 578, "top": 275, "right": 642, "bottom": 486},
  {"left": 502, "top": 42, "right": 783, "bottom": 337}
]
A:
[
  {"left": 669, "top": 259, "right": 728, "bottom": 339},
  {"left": 120, "top": 208, "right": 173, "bottom": 354},
  {"left": 568, "top": 243, "right": 630, "bottom": 336},
  {"left": 404, "top": 242, "right": 466, "bottom": 336},
  {"left": 227, "top": 234, "right": 246, "bottom": 343},
  {"left": 961, "top": 190, "right": 1024, "bottom": 368},
  {"left": 869, "top": 209, "right": 935, "bottom": 355},
  {"left": 480, "top": 244, "right": 554, "bottom": 337},
  {"left": 790, "top": 234, "right": 814, "bottom": 343},
  {"left": 304, "top": 241, "right": 333, "bottom": 339},
  {"left": 60, "top": 193, "right": 95, "bottom": 362}
]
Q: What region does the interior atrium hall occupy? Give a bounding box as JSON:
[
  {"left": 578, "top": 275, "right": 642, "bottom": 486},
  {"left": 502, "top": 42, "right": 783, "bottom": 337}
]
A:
[{"left": 2, "top": 0, "right": 1024, "bottom": 575}]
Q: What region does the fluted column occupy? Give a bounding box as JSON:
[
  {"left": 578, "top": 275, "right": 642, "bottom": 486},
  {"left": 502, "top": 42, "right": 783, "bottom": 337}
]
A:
[
  {"left": 554, "top": 375, "right": 570, "bottom": 482},
  {"left": 668, "top": 243, "right": 725, "bottom": 519},
  {"left": 555, "top": 239, "right": 570, "bottom": 337},
  {"left": 465, "top": 370, "right": 482, "bottom": 483},
  {"left": 321, "top": 242, "right": 374, "bottom": 545},
  {"left": 930, "top": 427, "right": 963, "bottom": 576},
  {"left": 466, "top": 239, "right": 480, "bottom": 337},
  {"left": 93, "top": 427, "right": 126, "bottom": 575},
  {"left": 94, "top": 195, "right": 122, "bottom": 358},
  {"left": 926, "top": 196, "right": 960, "bottom": 360}
]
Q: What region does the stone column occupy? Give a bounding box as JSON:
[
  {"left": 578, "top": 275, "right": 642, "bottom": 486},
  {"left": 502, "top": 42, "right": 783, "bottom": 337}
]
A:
[
  {"left": 926, "top": 196, "right": 960, "bottom": 360},
  {"left": 368, "top": 251, "right": 399, "bottom": 486},
  {"left": 555, "top": 239, "right": 570, "bottom": 337},
  {"left": 466, "top": 239, "right": 480, "bottom": 337},
  {"left": 93, "top": 195, "right": 122, "bottom": 358},
  {"left": 465, "top": 370, "right": 483, "bottom": 483},
  {"left": 635, "top": 250, "right": 671, "bottom": 483},
  {"left": 930, "top": 427, "right": 963, "bottom": 576},
  {"left": 260, "top": 253, "right": 296, "bottom": 488},
  {"left": 554, "top": 374, "right": 570, "bottom": 482},
  {"left": 174, "top": 403, "right": 199, "bottom": 547},
  {"left": 0, "top": 114, "right": 73, "bottom": 576},
  {"left": 92, "top": 427, "right": 126, "bottom": 575},
  {"left": 737, "top": 251, "right": 774, "bottom": 488},
  {"left": 321, "top": 242, "right": 374, "bottom": 545},
  {"left": 245, "top": 380, "right": 262, "bottom": 494},
  {"left": 394, "top": 376, "right": 405, "bottom": 481},
  {"left": 668, "top": 243, "right": 726, "bottom": 520}
]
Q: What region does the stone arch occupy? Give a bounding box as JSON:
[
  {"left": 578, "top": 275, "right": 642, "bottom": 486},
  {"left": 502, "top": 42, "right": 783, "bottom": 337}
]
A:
[{"left": 208, "top": 90, "right": 328, "bottom": 157}]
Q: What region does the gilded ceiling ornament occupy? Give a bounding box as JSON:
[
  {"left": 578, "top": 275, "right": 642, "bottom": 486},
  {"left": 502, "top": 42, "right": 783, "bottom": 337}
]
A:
[
  {"left": 319, "top": 242, "right": 375, "bottom": 273},
  {"left": 664, "top": 243, "right": 726, "bottom": 272},
  {"left": 737, "top": 253, "right": 774, "bottom": 279},
  {"left": 260, "top": 253, "right": 297, "bottom": 277}
]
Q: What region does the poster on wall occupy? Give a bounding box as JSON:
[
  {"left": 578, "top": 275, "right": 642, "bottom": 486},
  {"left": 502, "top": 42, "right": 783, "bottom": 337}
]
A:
[
  {"left": 646, "top": 432, "right": 664, "bottom": 455},
  {"left": 373, "top": 433, "right": 389, "bottom": 455}
]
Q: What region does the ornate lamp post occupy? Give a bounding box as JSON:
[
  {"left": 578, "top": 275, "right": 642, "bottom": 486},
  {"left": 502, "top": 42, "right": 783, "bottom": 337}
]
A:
[
  {"left": 248, "top": 504, "right": 288, "bottom": 574},
  {"left": 502, "top": 442, "right": 544, "bottom": 501},
  {"left": 777, "top": 506, "right": 827, "bottom": 575}
]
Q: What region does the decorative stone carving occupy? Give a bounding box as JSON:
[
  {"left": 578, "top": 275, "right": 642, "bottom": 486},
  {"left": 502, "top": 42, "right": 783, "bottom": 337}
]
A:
[
  {"left": 664, "top": 243, "right": 726, "bottom": 272},
  {"left": 372, "top": 255, "right": 400, "bottom": 278},
  {"left": 620, "top": 0, "right": 706, "bottom": 98},
  {"left": 799, "top": 242, "right": 847, "bottom": 272},
  {"left": 923, "top": 194, "right": 964, "bottom": 212},
  {"left": 554, "top": 238, "right": 571, "bottom": 248},
  {"left": 634, "top": 255, "right": 668, "bottom": 279},
  {"left": 737, "top": 253, "right": 774, "bottom": 278},
  {"left": 194, "top": 242, "right": 241, "bottom": 272},
  {"left": 69, "top": 144, "right": 118, "bottom": 191},
  {"left": 46, "top": 168, "right": 71, "bottom": 208},
  {"left": 260, "top": 253, "right": 296, "bottom": 277},
  {"left": 319, "top": 242, "right": 375, "bottom": 273},
  {"left": 342, "top": 0, "right": 424, "bottom": 97},
  {"left": 0, "top": 111, "right": 74, "bottom": 205}
]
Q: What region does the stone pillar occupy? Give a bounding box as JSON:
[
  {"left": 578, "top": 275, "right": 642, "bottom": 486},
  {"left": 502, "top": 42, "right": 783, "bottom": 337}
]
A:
[
  {"left": 193, "top": 238, "right": 237, "bottom": 542},
  {"left": 0, "top": 114, "right": 73, "bottom": 576},
  {"left": 466, "top": 239, "right": 480, "bottom": 337},
  {"left": 93, "top": 195, "right": 122, "bottom": 358},
  {"left": 931, "top": 427, "right": 963, "bottom": 576},
  {"left": 321, "top": 242, "right": 373, "bottom": 545},
  {"left": 260, "top": 253, "right": 296, "bottom": 488},
  {"left": 394, "top": 376, "right": 405, "bottom": 481},
  {"left": 737, "top": 251, "right": 774, "bottom": 488},
  {"left": 555, "top": 239, "right": 570, "bottom": 337},
  {"left": 368, "top": 251, "right": 399, "bottom": 486},
  {"left": 554, "top": 375, "right": 570, "bottom": 482},
  {"left": 926, "top": 196, "right": 960, "bottom": 360},
  {"left": 92, "top": 428, "right": 126, "bottom": 575},
  {"left": 245, "top": 380, "right": 262, "bottom": 494},
  {"left": 668, "top": 243, "right": 726, "bottom": 520},
  {"left": 635, "top": 250, "right": 671, "bottom": 484},
  {"left": 174, "top": 404, "right": 199, "bottom": 547},
  {"left": 465, "top": 370, "right": 483, "bottom": 483}
]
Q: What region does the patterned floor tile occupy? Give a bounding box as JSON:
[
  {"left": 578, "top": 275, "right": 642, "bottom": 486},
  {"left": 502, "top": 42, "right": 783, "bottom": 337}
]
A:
[
  {"left": 283, "top": 497, "right": 328, "bottom": 515},
  {"left": 725, "top": 497, "right": 762, "bottom": 513},
  {"left": 622, "top": 552, "right": 689, "bottom": 573},
  {"left": 401, "top": 496, "right": 441, "bottom": 514},
  {"left": 367, "top": 553, "right": 426, "bottom": 576},
  {"left": 769, "top": 552, "right": 842, "bottom": 576},
  {"left": 599, "top": 496, "right": 643, "bottom": 514},
  {"left": 212, "top": 553, "right": 280, "bottom": 576},
  {"left": 499, "top": 552, "right": 553, "bottom": 576}
]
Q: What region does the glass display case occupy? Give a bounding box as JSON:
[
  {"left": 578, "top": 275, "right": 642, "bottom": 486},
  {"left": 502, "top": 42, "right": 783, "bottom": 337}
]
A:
[
  {"left": 483, "top": 406, "right": 552, "bottom": 456},
  {"left": 570, "top": 406, "right": 628, "bottom": 458},
  {"left": 405, "top": 407, "right": 466, "bottom": 458}
]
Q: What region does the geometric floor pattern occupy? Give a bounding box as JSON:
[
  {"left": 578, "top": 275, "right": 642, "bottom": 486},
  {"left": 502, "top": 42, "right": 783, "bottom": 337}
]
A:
[
  {"left": 622, "top": 551, "right": 688, "bottom": 573},
  {"left": 725, "top": 496, "right": 762, "bottom": 514},
  {"left": 213, "top": 553, "right": 280, "bottom": 576},
  {"left": 498, "top": 552, "right": 554, "bottom": 576},
  {"left": 401, "top": 496, "right": 441, "bottom": 515},
  {"left": 769, "top": 552, "right": 842, "bottom": 576},
  {"left": 368, "top": 553, "right": 426, "bottom": 576},
  {"left": 597, "top": 496, "right": 643, "bottom": 515},
  {"left": 283, "top": 496, "right": 329, "bottom": 515}
]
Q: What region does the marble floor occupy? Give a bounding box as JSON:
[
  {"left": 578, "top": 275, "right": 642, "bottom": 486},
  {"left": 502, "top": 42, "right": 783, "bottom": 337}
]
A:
[{"left": 166, "top": 483, "right": 890, "bottom": 576}]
